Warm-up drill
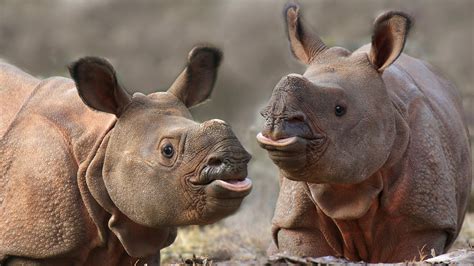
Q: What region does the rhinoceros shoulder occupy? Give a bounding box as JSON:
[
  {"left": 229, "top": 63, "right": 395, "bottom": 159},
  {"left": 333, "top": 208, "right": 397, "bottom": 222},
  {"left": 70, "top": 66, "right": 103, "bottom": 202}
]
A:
[{"left": 0, "top": 75, "right": 115, "bottom": 262}]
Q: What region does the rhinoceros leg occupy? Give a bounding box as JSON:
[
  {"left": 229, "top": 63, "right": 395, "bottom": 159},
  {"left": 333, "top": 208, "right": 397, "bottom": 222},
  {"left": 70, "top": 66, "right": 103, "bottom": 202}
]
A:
[
  {"left": 269, "top": 177, "right": 336, "bottom": 257},
  {"left": 270, "top": 228, "right": 335, "bottom": 257}
]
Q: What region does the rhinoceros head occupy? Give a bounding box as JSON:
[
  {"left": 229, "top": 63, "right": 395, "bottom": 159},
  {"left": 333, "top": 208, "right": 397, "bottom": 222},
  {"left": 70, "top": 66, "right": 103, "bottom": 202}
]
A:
[
  {"left": 257, "top": 4, "right": 411, "bottom": 184},
  {"left": 69, "top": 46, "right": 252, "bottom": 228}
]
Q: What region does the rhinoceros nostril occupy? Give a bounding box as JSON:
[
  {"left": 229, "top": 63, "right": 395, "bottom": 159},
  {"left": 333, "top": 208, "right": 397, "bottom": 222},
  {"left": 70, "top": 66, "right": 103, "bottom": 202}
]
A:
[
  {"left": 207, "top": 156, "right": 223, "bottom": 167},
  {"left": 287, "top": 112, "right": 306, "bottom": 123}
]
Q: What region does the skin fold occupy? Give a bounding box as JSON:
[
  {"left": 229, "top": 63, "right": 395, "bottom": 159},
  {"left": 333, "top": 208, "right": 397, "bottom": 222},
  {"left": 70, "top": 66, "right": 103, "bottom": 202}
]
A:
[
  {"left": 0, "top": 46, "right": 252, "bottom": 265},
  {"left": 257, "top": 3, "right": 471, "bottom": 263}
]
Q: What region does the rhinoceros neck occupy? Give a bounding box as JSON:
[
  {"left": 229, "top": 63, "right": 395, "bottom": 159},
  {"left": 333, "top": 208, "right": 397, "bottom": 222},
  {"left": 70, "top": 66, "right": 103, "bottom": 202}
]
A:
[
  {"left": 305, "top": 172, "right": 390, "bottom": 261},
  {"left": 56, "top": 82, "right": 117, "bottom": 165},
  {"left": 307, "top": 172, "right": 384, "bottom": 220},
  {"left": 77, "top": 126, "right": 116, "bottom": 246}
]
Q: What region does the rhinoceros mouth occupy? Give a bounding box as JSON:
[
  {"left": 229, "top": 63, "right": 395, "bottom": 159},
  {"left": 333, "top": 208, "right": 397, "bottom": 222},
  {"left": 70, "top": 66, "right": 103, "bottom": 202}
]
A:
[
  {"left": 213, "top": 178, "right": 252, "bottom": 190},
  {"left": 256, "top": 132, "right": 327, "bottom": 170},
  {"left": 206, "top": 178, "right": 253, "bottom": 198},
  {"left": 189, "top": 154, "right": 252, "bottom": 198},
  {"left": 194, "top": 174, "right": 252, "bottom": 199},
  {"left": 256, "top": 132, "right": 326, "bottom": 152}
]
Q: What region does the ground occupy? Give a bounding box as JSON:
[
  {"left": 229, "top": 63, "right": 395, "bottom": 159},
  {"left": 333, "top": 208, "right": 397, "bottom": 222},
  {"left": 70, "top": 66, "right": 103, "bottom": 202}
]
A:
[{"left": 161, "top": 213, "right": 474, "bottom": 265}]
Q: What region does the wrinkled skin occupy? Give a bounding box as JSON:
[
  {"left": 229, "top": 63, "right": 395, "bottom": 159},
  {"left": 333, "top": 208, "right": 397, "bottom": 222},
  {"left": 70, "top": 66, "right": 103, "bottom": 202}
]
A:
[
  {"left": 0, "top": 46, "right": 252, "bottom": 265},
  {"left": 257, "top": 4, "right": 471, "bottom": 263}
]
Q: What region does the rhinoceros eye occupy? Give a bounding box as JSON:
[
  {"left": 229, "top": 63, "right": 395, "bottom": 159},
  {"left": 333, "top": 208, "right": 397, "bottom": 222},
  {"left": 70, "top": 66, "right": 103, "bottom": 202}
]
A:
[
  {"left": 335, "top": 105, "right": 346, "bottom": 117},
  {"left": 162, "top": 144, "right": 174, "bottom": 158},
  {"left": 158, "top": 138, "right": 179, "bottom": 167}
]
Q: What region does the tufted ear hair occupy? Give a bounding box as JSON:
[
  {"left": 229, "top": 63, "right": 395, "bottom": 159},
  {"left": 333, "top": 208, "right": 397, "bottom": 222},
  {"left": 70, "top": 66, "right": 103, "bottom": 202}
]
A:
[
  {"left": 69, "top": 57, "right": 132, "bottom": 117},
  {"left": 369, "top": 11, "right": 412, "bottom": 72},
  {"left": 167, "top": 45, "right": 222, "bottom": 108},
  {"left": 284, "top": 2, "right": 328, "bottom": 64}
]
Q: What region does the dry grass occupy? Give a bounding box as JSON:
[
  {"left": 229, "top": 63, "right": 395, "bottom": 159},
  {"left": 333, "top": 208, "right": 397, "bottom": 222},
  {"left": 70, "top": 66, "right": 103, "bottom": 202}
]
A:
[
  {"left": 161, "top": 225, "right": 268, "bottom": 264},
  {"left": 162, "top": 213, "right": 474, "bottom": 264},
  {"left": 452, "top": 213, "right": 474, "bottom": 250}
]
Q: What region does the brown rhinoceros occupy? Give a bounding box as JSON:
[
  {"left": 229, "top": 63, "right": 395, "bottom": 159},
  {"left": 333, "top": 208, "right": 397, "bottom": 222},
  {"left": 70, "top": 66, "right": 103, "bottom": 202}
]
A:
[
  {"left": 257, "top": 4, "right": 472, "bottom": 263},
  {"left": 0, "top": 46, "right": 252, "bottom": 265}
]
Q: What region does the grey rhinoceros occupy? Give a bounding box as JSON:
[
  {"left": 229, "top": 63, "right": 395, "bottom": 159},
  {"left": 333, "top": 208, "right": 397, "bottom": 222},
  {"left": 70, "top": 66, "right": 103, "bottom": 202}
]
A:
[
  {"left": 0, "top": 46, "right": 252, "bottom": 265},
  {"left": 257, "top": 4, "right": 472, "bottom": 263}
]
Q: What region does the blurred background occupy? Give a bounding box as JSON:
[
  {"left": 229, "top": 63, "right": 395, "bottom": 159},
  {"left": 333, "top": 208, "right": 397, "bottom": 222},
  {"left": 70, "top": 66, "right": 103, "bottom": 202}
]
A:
[{"left": 1, "top": 0, "right": 472, "bottom": 263}]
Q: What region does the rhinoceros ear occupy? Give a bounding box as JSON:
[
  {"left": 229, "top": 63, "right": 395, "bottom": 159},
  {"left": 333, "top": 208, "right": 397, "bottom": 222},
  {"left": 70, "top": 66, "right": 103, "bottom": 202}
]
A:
[
  {"left": 284, "top": 3, "right": 327, "bottom": 64},
  {"left": 369, "top": 11, "right": 412, "bottom": 72},
  {"left": 69, "top": 57, "right": 132, "bottom": 117},
  {"left": 168, "top": 45, "right": 222, "bottom": 108}
]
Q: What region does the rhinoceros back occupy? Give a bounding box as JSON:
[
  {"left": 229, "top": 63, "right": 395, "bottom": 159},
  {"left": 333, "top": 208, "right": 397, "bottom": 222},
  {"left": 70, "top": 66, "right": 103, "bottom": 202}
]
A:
[
  {"left": 382, "top": 53, "right": 471, "bottom": 247},
  {"left": 0, "top": 63, "right": 41, "bottom": 138}
]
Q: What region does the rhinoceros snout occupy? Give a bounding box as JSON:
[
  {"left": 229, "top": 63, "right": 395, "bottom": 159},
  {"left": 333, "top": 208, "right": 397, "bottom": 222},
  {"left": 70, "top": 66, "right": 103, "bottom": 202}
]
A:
[
  {"left": 261, "top": 111, "right": 314, "bottom": 141},
  {"left": 207, "top": 151, "right": 251, "bottom": 168},
  {"left": 208, "top": 151, "right": 250, "bottom": 175},
  {"left": 193, "top": 150, "right": 250, "bottom": 185},
  {"left": 200, "top": 118, "right": 228, "bottom": 128}
]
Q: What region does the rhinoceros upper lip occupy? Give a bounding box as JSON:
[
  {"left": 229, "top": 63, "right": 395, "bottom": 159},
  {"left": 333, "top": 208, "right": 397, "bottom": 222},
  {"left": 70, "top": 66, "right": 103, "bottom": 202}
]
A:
[{"left": 195, "top": 167, "right": 247, "bottom": 185}]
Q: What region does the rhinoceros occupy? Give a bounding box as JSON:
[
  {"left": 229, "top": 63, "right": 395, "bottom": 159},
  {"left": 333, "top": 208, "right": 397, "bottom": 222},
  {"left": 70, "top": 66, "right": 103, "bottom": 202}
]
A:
[
  {"left": 257, "top": 4, "right": 472, "bottom": 262},
  {"left": 0, "top": 46, "right": 252, "bottom": 265}
]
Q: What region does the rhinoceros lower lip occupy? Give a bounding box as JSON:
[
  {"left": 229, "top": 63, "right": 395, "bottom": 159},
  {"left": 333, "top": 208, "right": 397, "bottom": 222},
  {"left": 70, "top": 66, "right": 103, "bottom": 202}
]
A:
[
  {"left": 205, "top": 177, "right": 253, "bottom": 199},
  {"left": 213, "top": 178, "right": 252, "bottom": 192},
  {"left": 256, "top": 132, "right": 298, "bottom": 147},
  {"left": 256, "top": 132, "right": 321, "bottom": 153}
]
